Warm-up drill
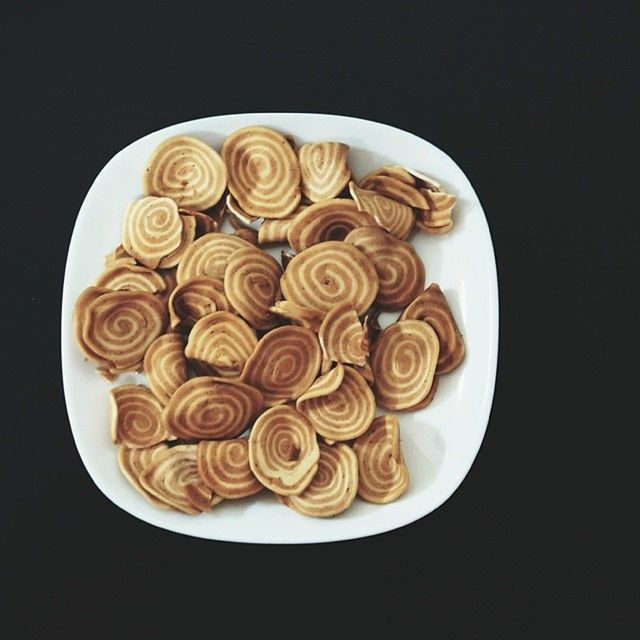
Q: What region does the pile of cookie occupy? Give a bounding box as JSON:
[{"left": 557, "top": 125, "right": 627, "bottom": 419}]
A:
[{"left": 73, "top": 126, "right": 464, "bottom": 518}]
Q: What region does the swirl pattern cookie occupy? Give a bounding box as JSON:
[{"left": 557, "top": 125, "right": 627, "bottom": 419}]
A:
[
  {"left": 143, "top": 135, "right": 227, "bottom": 210},
  {"left": 157, "top": 215, "right": 197, "bottom": 269},
  {"left": 185, "top": 311, "right": 257, "bottom": 378},
  {"left": 318, "top": 303, "right": 368, "bottom": 366},
  {"left": 117, "top": 444, "right": 170, "bottom": 508},
  {"left": 269, "top": 300, "right": 324, "bottom": 332},
  {"left": 297, "top": 142, "right": 351, "bottom": 202},
  {"left": 279, "top": 443, "right": 358, "bottom": 517},
  {"left": 223, "top": 247, "right": 282, "bottom": 330},
  {"left": 222, "top": 126, "right": 301, "bottom": 218},
  {"left": 162, "top": 377, "right": 263, "bottom": 440},
  {"left": 248, "top": 405, "right": 319, "bottom": 495},
  {"left": 122, "top": 197, "right": 183, "bottom": 269},
  {"left": 110, "top": 384, "right": 169, "bottom": 448},
  {"left": 359, "top": 174, "right": 429, "bottom": 209},
  {"left": 297, "top": 366, "right": 375, "bottom": 441},
  {"left": 143, "top": 333, "right": 189, "bottom": 405},
  {"left": 280, "top": 241, "right": 379, "bottom": 316},
  {"left": 371, "top": 319, "right": 439, "bottom": 410},
  {"left": 287, "top": 199, "right": 374, "bottom": 252},
  {"left": 345, "top": 226, "right": 424, "bottom": 310},
  {"left": 78, "top": 288, "right": 166, "bottom": 372},
  {"left": 414, "top": 189, "right": 456, "bottom": 234},
  {"left": 197, "top": 440, "right": 263, "bottom": 499},
  {"left": 95, "top": 263, "right": 166, "bottom": 294},
  {"left": 176, "top": 232, "right": 253, "bottom": 283},
  {"left": 140, "top": 444, "right": 221, "bottom": 514},
  {"left": 168, "top": 276, "right": 230, "bottom": 331},
  {"left": 353, "top": 415, "right": 409, "bottom": 504},
  {"left": 400, "top": 283, "right": 465, "bottom": 373},
  {"left": 349, "top": 181, "right": 414, "bottom": 240},
  {"left": 242, "top": 325, "right": 321, "bottom": 405}
]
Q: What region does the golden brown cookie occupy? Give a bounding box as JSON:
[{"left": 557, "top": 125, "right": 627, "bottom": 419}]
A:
[
  {"left": 222, "top": 126, "right": 301, "bottom": 218},
  {"left": 353, "top": 415, "right": 409, "bottom": 504},
  {"left": 122, "top": 197, "right": 183, "bottom": 269},
  {"left": 197, "top": 439, "right": 263, "bottom": 499},
  {"left": 110, "top": 384, "right": 170, "bottom": 448},
  {"left": 143, "top": 333, "right": 189, "bottom": 405},
  {"left": 400, "top": 283, "right": 465, "bottom": 374},
  {"left": 269, "top": 300, "right": 325, "bottom": 332},
  {"left": 344, "top": 226, "right": 425, "bottom": 310},
  {"left": 184, "top": 311, "right": 257, "bottom": 378},
  {"left": 248, "top": 405, "right": 320, "bottom": 495},
  {"left": 297, "top": 366, "right": 375, "bottom": 441},
  {"left": 242, "top": 325, "right": 321, "bottom": 406},
  {"left": 157, "top": 215, "right": 197, "bottom": 269},
  {"left": 223, "top": 247, "right": 282, "bottom": 330},
  {"left": 176, "top": 232, "right": 253, "bottom": 283},
  {"left": 318, "top": 303, "right": 368, "bottom": 366},
  {"left": 162, "top": 377, "right": 263, "bottom": 440},
  {"left": 279, "top": 443, "right": 358, "bottom": 517},
  {"left": 168, "top": 276, "right": 230, "bottom": 331},
  {"left": 370, "top": 319, "right": 439, "bottom": 411},
  {"left": 95, "top": 263, "right": 166, "bottom": 294},
  {"left": 349, "top": 181, "right": 414, "bottom": 240},
  {"left": 143, "top": 135, "right": 227, "bottom": 210},
  {"left": 140, "top": 444, "right": 221, "bottom": 514},
  {"left": 297, "top": 142, "right": 351, "bottom": 202},
  {"left": 359, "top": 174, "right": 428, "bottom": 209},
  {"left": 117, "top": 444, "right": 170, "bottom": 509},
  {"left": 280, "top": 241, "right": 379, "bottom": 316},
  {"left": 287, "top": 198, "right": 374, "bottom": 252}
]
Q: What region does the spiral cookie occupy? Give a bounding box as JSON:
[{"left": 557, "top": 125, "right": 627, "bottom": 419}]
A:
[
  {"left": 122, "top": 197, "right": 183, "bottom": 269},
  {"left": 414, "top": 189, "right": 456, "bottom": 234},
  {"left": 157, "top": 215, "right": 197, "bottom": 268},
  {"left": 197, "top": 440, "right": 263, "bottom": 499},
  {"left": 361, "top": 165, "right": 416, "bottom": 186},
  {"left": 117, "top": 444, "right": 170, "bottom": 509},
  {"left": 176, "top": 232, "right": 253, "bottom": 283},
  {"left": 248, "top": 405, "right": 320, "bottom": 495},
  {"left": 297, "top": 366, "right": 375, "bottom": 441},
  {"left": 110, "top": 384, "right": 169, "bottom": 448},
  {"left": 140, "top": 444, "right": 220, "bottom": 514},
  {"left": 353, "top": 415, "right": 409, "bottom": 504},
  {"left": 168, "top": 276, "right": 230, "bottom": 332},
  {"left": 400, "top": 283, "right": 465, "bottom": 374},
  {"left": 143, "top": 135, "right": 227, "bottom": 211},
  {"left": 287, "top": 199, "right": 374, "bottom": 252},
  {"left": 279, "top": 443, "right": 358, "bottom": 517},
  {"left": 318, "top": 303, "right": 368, "bottom": 366},
  {"left": 162, "top": 376, "right": 263, "bottom": 440},
  {"left": 223, "top": 247, "right": 282, "bottom": 330},
  {"left": 79, "top": 289, "right": 167, "bottom": 371},
  {"left": 143, "top": 333, "right": 189, "bottom": 405},
  {"left": 349, "top": 181, "right": 415, "bottom": 240},
  {"left": 95, "top": 263, "right": 166, "bottom": 294},
  {"left": 296, "top": 362, "right": 344, "bottom": 403},
  {"left": 371, "top": 319, "right": 439, "bottom": 410},
  {"left": 297, "top": 142, "right": 351, "bottom": 202},
  {"left": 404, "top": 167, "right": 442, "bottom": 191},
  {"left": 344, "top": 226, "right": 424, "bottom": 310},
  {"left": 359, "top": 174, "right": 429, "bottom": 209},
  {"left": 280, "top": 241, "right": 379, "bottom": 316},
  {"left": 258, "top": 214, "right": 299, "bottom": 245},
  {"left": 269, "top": 300, "right": 324, "bottom": 332},
  {"left": 185, "top": 311, "right": 257, "bottom": 378},
  {"left": 242, "top": 325, "right": 321, "bottom": 405},
  {"left": 222, "top": 126, "right": 301, "bottom": 219}
]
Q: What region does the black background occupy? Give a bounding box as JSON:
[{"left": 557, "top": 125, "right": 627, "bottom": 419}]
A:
[{"left": 2, "top": 2, "right": 637, "bottom": 637}]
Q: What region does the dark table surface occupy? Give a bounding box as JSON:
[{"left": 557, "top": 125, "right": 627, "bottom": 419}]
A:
[{"left": 2, "top": 2, "right": 637, "bottom": 637}]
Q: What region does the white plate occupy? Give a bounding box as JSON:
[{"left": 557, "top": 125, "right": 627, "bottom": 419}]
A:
[{"left": 61, "top": 113, "right": 498, "bottom": 543}]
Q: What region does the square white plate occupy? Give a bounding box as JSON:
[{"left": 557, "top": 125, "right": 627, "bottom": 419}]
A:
[{"left": 61, "top": 113, "right": 498, "bottom": 543}]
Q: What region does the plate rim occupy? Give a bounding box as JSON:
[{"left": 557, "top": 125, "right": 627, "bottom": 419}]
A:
[{"left": 61, "top": 112, "right": 499, "bottom": 544}]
